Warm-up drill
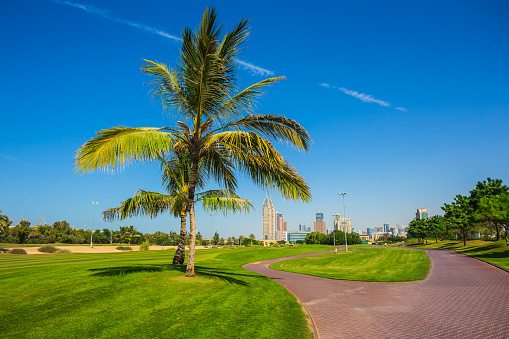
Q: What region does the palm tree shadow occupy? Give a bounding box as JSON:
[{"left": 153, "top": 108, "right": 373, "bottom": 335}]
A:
[{"left": 89, "top": 264, "right": 253, "bottom": 286}]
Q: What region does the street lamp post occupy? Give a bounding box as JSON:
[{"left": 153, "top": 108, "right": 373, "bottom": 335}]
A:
[
  {"left": 232, "top": 224, "right": 235, "bottom": 247},
  {"left": 91, "top": 201, "right": 98, "bottom": 248},
  {"left": 209, "top": 213, "right": 213, "bottom": 249},
  {"left": 338, "top": 193, "right": 347, "bottom": 251}
]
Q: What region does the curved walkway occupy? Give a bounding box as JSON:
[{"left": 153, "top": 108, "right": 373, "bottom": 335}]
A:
[{"left": 243, "top": 249, "right": 509, "bottom": 339}]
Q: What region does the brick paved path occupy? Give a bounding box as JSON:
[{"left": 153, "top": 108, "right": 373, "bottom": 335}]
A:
[{"left": 243, "top": 249, "right": 509, "bottom": 338}]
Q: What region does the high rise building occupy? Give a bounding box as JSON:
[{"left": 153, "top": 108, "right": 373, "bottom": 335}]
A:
[
  {"left": 276, "top": 212, "right": 284, "bottom": 241},
  {"left": 383, "top": 223, "right": 390, "bottom": 232},
  {"left": 332, "top": 213, "right": 352, "bottom": 233},
  {"left": 262, "top": 196, "right": 276, "bottom": 240},
  {"left": 314, "top": 212, "right": 326, "bottom": 234},
  {"left": 367, "top": 227, "right": 378, "bottom": 239},
  {"left": 416, "top": 208, "right": 429, "bottom": 219}
]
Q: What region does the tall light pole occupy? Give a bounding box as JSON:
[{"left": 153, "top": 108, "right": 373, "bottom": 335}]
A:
[
  {"left": 338, "top": 193, "right": 347, "bottom": 251},
  {"left": 209, "top": 213, "right": 213, "bottom": 249},
  {"left": 232, "top": 224, "right": 236, "bottom": 247},
  {"left": 91, "top": 201, "right": 98, "bottom": 248}
]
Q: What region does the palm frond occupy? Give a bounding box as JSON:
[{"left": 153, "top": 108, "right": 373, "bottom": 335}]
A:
[
  {"left": 75, "top": 127, "right": 175, "bottom": 173},
  {"left": 208, "top": 131, "right": 311, "bottom": 202},
  {"left": 141, "top": 60, "right": 192, "bottom": 117},
  {"left": 214, "top": 77, "right": 285, "bottom": 121},
  {"left": 197, "top": 189, "right": 253, "bottom": 215},
  {"left": 219, "top": 114, "right": 312, "bottom": 151},
  {"left": 102, "top": 190, "right": 187, "bottom": 221}
]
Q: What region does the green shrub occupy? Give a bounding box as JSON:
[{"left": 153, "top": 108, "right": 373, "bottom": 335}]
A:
[
  {"left": 116, "top": 246, "right": 132, "bottom": 251},
  {"left": 56, "top": 249, "right": 71, "bottom": 254},
  {"left": 10, "top": 249, "right": 27, "bottom": 254},
  {"left": 38, "top": 245, "right": 58, "bottom": 253},
  {"left": 139, "top": 241, "right": 150, "bottom": 251}
]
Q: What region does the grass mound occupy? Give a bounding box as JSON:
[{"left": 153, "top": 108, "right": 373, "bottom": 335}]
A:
[
  {"left": 405, "top": 239, "right": 509, "bottom": 270},
  {"left": 116, "top": 246, "right": 132, "bottom": 251},
  {"left": 56, "top": 249, "right": 71, "bottom": 254},
  {"left": 270, "top": 245, "right": 430, "bottom": 282},
  {"left": 38, "top": 245, "right": 58, "bottom": 253},
  {"left": 9, "top": 248, "right": 27, "bottom": 254}
]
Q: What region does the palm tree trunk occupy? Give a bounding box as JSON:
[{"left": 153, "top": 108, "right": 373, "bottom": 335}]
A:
[
  {"left": 173, "top": 212, "right": 187, "bottom": 265},
  {"left": 185, "top": 157, "right": 199, "bottom": 277}
]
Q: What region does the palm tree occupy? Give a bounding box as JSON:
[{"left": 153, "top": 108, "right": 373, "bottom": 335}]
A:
[
  {"left": 103, "top": 154, "right": 252, "bottom": 264},
  {"left": 75, "top": 8, "right": 312, "bottom": 277},
  {"left": 249, "top": 233, "right": 255, "bottom": 246}
]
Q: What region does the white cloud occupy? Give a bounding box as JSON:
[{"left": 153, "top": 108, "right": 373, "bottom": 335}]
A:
[
  {"left": 319, "top": 83, "right": 407, "bottom": 111},
  {"left": 236, "top": 60, "right": 274, "bottom": 76},
  {"left": 338, "top": 87, "right": 391, "bottom": 107},
  {"left": 54, "top": 1, "right": 274, "bottom": 76},
  {"left": 54, "top": 1, "right": 182, "bottom": 42}
]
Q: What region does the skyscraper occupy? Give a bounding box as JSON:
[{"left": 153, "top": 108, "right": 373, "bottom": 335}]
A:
[
  {"left": 383, "top": 223, "right": 390, "bottom": 232},
  {"left": 276, "top": 212, "right": 284, "bottom": 241},
  {"left": 416, "top": 208, "right": 429, "bottom": 220},
  {"left": 332, "top": 213, "right": 351, "bottom": 233},
  {"left": 314, "top": 211, "right": 326, "bottom": 234},
  {"left": 262, "top": 196, "right": 276, "bottom": 240}
]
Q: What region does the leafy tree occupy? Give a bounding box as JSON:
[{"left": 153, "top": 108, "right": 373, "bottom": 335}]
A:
[
  {"left": 75, "top": 8, "right": 311, "bottom": 277},
  {"left": 10, "top": 220, "right": 31, "bottom": 244},
  {"left": 442, "top": 195, "right": 475, "bottom": 246},
  {"left": 213, "top": 231, "right": 220, "bottom": 245},
  {"left": 0, "top": 210, "right": 12, "bottom": 241},
  {"left": 476, "top": 193, "right": 509, "bottom": 246},
  {"left": 469, "top": 177, "right": 508, "bottom": 240}
]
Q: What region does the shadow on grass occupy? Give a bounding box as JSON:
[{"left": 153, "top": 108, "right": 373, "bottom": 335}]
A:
[{"left": 89, "top": 264, "right": 255, "bottom": 286}]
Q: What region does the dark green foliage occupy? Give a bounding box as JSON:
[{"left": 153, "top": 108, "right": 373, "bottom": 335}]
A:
[
  {"left": 116, "top": 246, "right": 132, "bottom": 251},
  {"left": 38, "top": 245, "right": 58, "bottom": 253},
  {"left": 304, "top": 231, "right": 362, "bottom": 245},
  {"left": 9, "top": 248, "right": 27, "bottom": 254}
]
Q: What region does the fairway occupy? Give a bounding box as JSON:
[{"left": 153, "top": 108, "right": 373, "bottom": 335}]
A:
[
  {"left": 269, "top": 245, "right": 430, "bottom": 282},
  {"left": 405, "top": 240, "right": 509, "bottom": 270},
  {"left": 0, "top": 246, "right": 335, "bottom": 339}
]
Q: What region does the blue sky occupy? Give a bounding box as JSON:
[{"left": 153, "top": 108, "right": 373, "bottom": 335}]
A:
[{"left": 1, "top": 0, "right": 508, "bottom": 239}]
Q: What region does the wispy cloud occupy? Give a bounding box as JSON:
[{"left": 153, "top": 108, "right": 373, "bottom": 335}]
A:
[
  {"left": 0, "top": 154, "right": 43, "bottom": 168},
  {"left": 54, "top": 1, "right": 274, "bottom": 76},
  {"left": 236, "top": 60, "right": 274, "bottom": 76},
  {"left": 319, "top": 83, "right": 407, "bottom": 111},
  {"left": 54, "top": 0, "right": 182, "bottom": 42}
]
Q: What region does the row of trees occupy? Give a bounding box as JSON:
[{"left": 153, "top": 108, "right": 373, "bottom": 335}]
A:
[
  {"left": 0, "top": 211, "right": 259, "bottom": 247},
  {"left": 408, "top": 178, "right": 509, "bottom": 246},
  {"left": 305, "top": 230, "right": 363, "bottom": 245}
]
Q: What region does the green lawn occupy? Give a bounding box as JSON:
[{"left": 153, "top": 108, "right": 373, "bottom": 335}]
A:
[
  {"left": 269, "top": 245, "right": 431, "bottom": 282},
  {"left": 405, "top": 239, "right": 509, "bottom": 270},
  {"left": 0, "top": 245, "right": 334, "bottom": 339}
]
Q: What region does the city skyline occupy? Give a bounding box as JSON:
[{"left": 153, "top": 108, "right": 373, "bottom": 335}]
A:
[{"left": 1, "top": 1, "right": 508, "bottom": 239}]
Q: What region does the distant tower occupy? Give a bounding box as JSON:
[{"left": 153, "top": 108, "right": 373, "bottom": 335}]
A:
[
  {"left": 332, "top": 214, "right": 342, "bottom": 230},
  {"left": 416, "top": 208, "right": 429, "bottom": 220},
  {"left": 314, "top": 211, "right": 326, "bottom": 234},
  {"left": 262, "top": 196, "right": 276, "bottom": 240},
  {"left": 332, "top": 213, "right": 351, "bottom": 233},
  {"left": 276, "top": 212, "right": 284, "bottom": 241},
  {"left": 383, "top": 223, "right": 390, "bottom": 232}
]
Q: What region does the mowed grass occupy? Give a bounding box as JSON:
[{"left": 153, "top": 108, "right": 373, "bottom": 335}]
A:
[
  {"left": 0, "top": 245, "right": 333, "bottom": 339},
  {"left": 270, "top": 245, "right": 431, "bottom": 282},
  {"left": 405, "top": 239, "right": 509, "bottom": 270}
]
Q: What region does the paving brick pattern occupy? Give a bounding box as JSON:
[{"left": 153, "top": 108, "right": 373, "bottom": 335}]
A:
[{"left": 243, "top": 249, "right": 509, "bottom": 339}]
